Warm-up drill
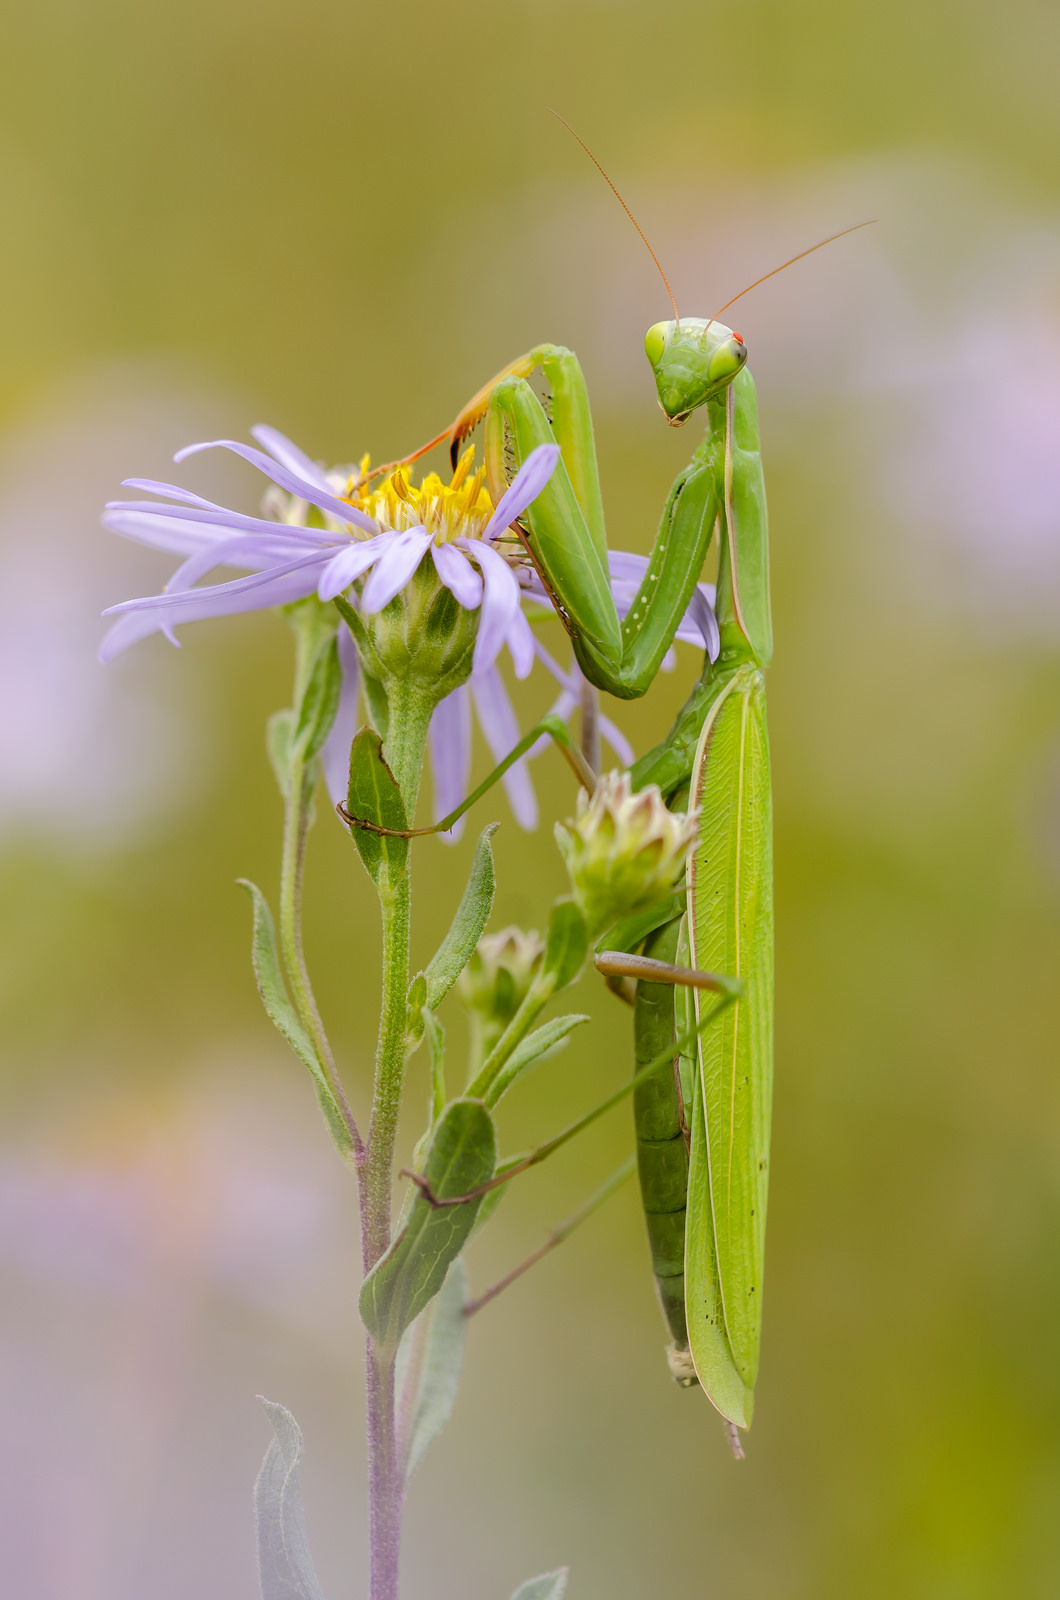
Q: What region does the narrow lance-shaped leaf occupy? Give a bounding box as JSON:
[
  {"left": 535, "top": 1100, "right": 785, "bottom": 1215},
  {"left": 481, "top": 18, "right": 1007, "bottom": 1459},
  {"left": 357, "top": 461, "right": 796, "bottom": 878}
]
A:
[
  {"left": 293, "top": 634, "right": 341, "bottom": 762},
  {"left": 238, "top": 880, "right": 353, "bottom": 1161},
  {"left": 267, "top": 708, "right": 296, "bottom": 800},
  {"left": 359, "top": 1098, "right": 496, "bottom": 1352},
  {"left": 423, "top": 1007, "right": 447, "bottom": 1122},
  {"left": 254, "top": 1399, "right": 328, "bottom": 1600},
  {"left": 395, "top": 1259, "right": 469, "bottom": 1484},
  {"left": 424, "top": 824, "right": 499, "bottom": 1009},
  {"left": 484, "top": 1014, "right": 591, "bottom": 1108}
]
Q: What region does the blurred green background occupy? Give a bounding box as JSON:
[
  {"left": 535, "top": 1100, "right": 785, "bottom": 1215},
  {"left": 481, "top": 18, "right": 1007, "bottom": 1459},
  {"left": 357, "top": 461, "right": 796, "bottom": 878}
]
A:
[{"left": 2, "top": 2, "right": 1059, "bottom": 1596}]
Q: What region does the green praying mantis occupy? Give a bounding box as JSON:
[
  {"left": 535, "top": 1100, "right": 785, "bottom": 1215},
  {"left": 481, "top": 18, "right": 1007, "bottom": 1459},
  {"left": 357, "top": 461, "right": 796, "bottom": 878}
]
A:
[{"left": 347, "top": 141, "right": 868, "bottom": 1445}]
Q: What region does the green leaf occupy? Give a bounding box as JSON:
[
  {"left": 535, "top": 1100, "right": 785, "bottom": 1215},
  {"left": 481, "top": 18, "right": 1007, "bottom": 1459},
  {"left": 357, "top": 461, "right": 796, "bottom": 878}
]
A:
[
  {"left": 359, "top": 1099, "right": 496, "bottom": 1352},
  {"left": 485, "top": 1014, "right": 590, "bottom": 1108},
  {"left": 254, "top": 1399, "right": 328, "bottom": 1600},
  {"left": 510, "top": 1569, "right": 569, "bottom": 1600},
  {"left": 293, "top": 635, "right": 341, "bottom": 761},
  {"left": 361, "top": 669, "right": 390, "bottom": 740},
  {"left": 424, "top": 824, "right": 499, "bottom": 1010},
  {"left": 541, "top": 899, "right": 589, "bottom": 991},
  {"left": 395, "top": 1259, "right": 469, "bottom": 1484},
  {"left": 345, "top": 727, "right": 409, "bottom": 891},
  {"left": 266, "top": 708, "right": 296, "bottom": 800},
  {"left": 238, "top": 880, "right": 353, "bottom": 1160},
  {"left": 424, "top": 1007, "right": 447, "bottom": 1121},
  {"left": 406, "top": 971, "right": 428, "bottom": 1046}
]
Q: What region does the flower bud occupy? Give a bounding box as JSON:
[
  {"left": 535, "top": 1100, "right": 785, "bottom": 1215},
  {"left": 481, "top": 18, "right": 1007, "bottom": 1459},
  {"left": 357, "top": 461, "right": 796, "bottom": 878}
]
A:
[
  {"left": 458, "top": 926, "right": 545, "bottom": 1068},
  {"left": 355, "top": 558, "right": 478, "bottom": 704},
  {"left": 554, "top": 772, "right": 699, "bottom": 938}
]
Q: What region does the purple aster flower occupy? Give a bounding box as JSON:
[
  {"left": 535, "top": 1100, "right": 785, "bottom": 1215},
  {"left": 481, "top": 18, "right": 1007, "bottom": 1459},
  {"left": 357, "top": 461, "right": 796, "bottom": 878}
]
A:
[
  {"left": 100, "top": 425, "right": 560, "bottom": 834},
  {"left": 99, "top": 428, "right": 559, "bottom": 683}
]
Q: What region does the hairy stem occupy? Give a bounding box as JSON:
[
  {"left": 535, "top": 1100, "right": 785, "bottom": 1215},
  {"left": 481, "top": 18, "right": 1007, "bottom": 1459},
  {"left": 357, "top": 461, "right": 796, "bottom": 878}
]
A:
[{"left": 359, "top": 686, "right": 432, "bottom": 1600}]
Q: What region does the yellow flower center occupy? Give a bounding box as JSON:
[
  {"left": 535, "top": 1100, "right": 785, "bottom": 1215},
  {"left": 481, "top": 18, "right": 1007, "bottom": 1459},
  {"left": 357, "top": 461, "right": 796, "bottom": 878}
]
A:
[{"left": 349, "top": 445, "right": 494, "bottom": 545}]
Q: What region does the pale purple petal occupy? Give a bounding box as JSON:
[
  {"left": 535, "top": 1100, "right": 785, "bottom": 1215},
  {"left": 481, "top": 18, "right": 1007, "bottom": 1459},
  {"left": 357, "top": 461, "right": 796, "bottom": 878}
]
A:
[
  {"left": 99, "top": 566, "right": 322, "bottom": 661},
  {"left": 320, "top": 624, "right": 361, "bottom": 807},
  {"left": 102, "top": 551, "right": 330, "bottom": 616},
  {"left": 251, "top": 425, "right": 332, "bottom": 491},
  {"left": 167, "top": 533, "right": 323, "bottom": 591},
  {"left": 361, "top": 528, "right": 432, "bottom": 613},
  {"left": 317, "top": 535, "right": 391, "bottom": 601},
  {"left": 431, "top": 541, "right": 483, "bottom": 609},
  {"left": 460, "top": 539, "right": 520, "bottom": 673},
  {"left": 103, "top": 510, "right": 234, "bottom": 559},
  {"left": 481, "top": 443, "right": 560, "bottom": 542},
  {"left": 661, "top": 646, "right": 677, "bottom": 672},
  {"left": 506, "top": 606, "right": 535, "bottom": 679},
  {"left": 471, "top": 667, "right": 537, "bottom": 830},
  {"left": 174, "top": 439, "right": 379, "bottom": 535},
  {"left": 675, "top": 584, "right": 720, "bottom": 660},
  {"left": 428, "top": 685, "right": 472, "bottom": 844},
  {"left": 120, "top": 478, "right": 237, "bottom": 509},
  {"left": 107, "top": 498, "right": 336, "bottom": 544}
]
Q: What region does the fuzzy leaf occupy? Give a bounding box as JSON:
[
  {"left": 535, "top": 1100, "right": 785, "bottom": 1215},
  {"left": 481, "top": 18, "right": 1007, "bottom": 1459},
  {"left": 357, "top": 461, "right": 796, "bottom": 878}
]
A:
[
  {"left": 425, "top": 824, "right": 499, "bottom": 1010},
  {"left": 424, "top": 1007, "right": 447, "bottom": 1121},
  {"left": 501, "top": 1013, "right": 588, "bottom": 1076},
  {"left": 293, "top": 635, "right": 341, "bottom": 761},
  {"left": 345, "top": 727, "right": 409, "bottom": 891},
  {"left": 395, "top": 1259, "right": 469, "bottom": 1484},
  {"left": 406, "top": 971, "right": 428, "bottom": 1045},
  {"left": 267, "top": 709, "right": 296, "bottom": 799},
  {"left": 239, "top": 880, "right": 352, "bottom": 1159},
  {"left": 541, "top": 899, "right": 589, "bottom": 991},
  {"left": 510, "top": 1569, "right": 569, "bottom": 1600},
  {"left": 254, "top": 1399, "right": 328, "bottom": 1600},
  {"left": 359, "top": 1099, "right": 496, "bottom": 1352}
]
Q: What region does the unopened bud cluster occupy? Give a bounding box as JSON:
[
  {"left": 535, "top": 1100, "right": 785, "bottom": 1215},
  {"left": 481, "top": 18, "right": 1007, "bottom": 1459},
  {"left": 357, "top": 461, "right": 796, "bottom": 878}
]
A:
[
  {"left": 555, "top": 772, "right": 699, "bottom": 937},
  {"left": 458, "top": 926, "right": 545, "bottom": 1068}
]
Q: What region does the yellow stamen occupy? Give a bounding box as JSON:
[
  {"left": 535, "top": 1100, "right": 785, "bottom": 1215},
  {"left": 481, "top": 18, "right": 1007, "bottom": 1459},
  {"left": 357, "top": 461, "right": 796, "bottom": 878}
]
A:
[{"left": 354, "top": 443, "right": 498, "bottom": 546}]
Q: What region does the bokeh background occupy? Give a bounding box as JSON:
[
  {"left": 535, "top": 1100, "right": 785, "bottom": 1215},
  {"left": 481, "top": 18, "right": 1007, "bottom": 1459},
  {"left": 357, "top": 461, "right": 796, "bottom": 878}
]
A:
[{"left": 3, "top": 2, "right": 1059, "bottom": 1596}]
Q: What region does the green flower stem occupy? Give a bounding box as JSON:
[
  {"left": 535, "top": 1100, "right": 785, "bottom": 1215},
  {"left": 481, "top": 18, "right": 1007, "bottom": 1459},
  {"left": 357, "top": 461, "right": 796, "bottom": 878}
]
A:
[
  {"left": 359, "top": 679, "right": 433, "bottom": 1600},
  {"left": 279, "top": 749, "right": 362, "bottom": 1159}
]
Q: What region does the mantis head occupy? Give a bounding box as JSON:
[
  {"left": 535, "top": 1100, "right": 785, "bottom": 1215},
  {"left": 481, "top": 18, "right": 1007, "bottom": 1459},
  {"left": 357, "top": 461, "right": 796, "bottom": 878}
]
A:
[{"left": 644, "top": 318, "right": 747, "bottom": 425}]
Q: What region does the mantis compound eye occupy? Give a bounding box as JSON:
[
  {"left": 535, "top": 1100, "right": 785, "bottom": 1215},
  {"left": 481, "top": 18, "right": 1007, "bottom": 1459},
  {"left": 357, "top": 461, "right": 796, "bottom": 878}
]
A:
[{"left": 644, "top": 321, "right": 671, "bottom": 368}]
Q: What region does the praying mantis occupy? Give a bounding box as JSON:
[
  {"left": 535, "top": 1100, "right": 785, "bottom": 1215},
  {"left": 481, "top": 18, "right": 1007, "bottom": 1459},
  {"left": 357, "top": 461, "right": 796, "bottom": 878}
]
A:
[
  {"left": 349, "top": 311, "right": 770, "bottom": 1443},
  {"left": 349, "top": 140, "right": 867, "bottom": 1443}
]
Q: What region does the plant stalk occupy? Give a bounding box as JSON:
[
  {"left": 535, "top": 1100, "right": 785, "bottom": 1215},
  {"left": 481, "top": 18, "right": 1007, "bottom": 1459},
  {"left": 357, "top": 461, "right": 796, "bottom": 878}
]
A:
[{"left": 359, "top": 684, "right": 432, "bottom": 1600}]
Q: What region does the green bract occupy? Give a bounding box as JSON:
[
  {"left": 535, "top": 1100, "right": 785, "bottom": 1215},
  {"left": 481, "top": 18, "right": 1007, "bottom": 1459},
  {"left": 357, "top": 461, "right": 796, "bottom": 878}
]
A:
[{"left": 554, "top": 772, "right": 698, "bottom": 940}]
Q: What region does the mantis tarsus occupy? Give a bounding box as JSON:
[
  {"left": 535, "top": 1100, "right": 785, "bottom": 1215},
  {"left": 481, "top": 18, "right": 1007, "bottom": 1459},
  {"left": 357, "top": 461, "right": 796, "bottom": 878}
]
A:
[{"left": 350, "top": 139, "right": 867, "bottom": 1440}]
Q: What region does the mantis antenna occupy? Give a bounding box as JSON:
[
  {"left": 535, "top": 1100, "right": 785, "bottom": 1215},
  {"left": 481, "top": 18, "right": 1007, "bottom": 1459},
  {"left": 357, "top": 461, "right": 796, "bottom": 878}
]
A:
[
  {"left": 547, "top": 107, "right": 682, "bottom": 327},
  {"left": 706, "top": 219, "right": 876, "bottom": 331}
]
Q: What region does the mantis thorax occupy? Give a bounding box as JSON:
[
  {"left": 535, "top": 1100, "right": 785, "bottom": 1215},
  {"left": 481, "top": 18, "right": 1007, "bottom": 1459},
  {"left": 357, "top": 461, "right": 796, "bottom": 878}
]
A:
[{"left": 644, "top": 317, "right": 747, "bottom": 425}]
